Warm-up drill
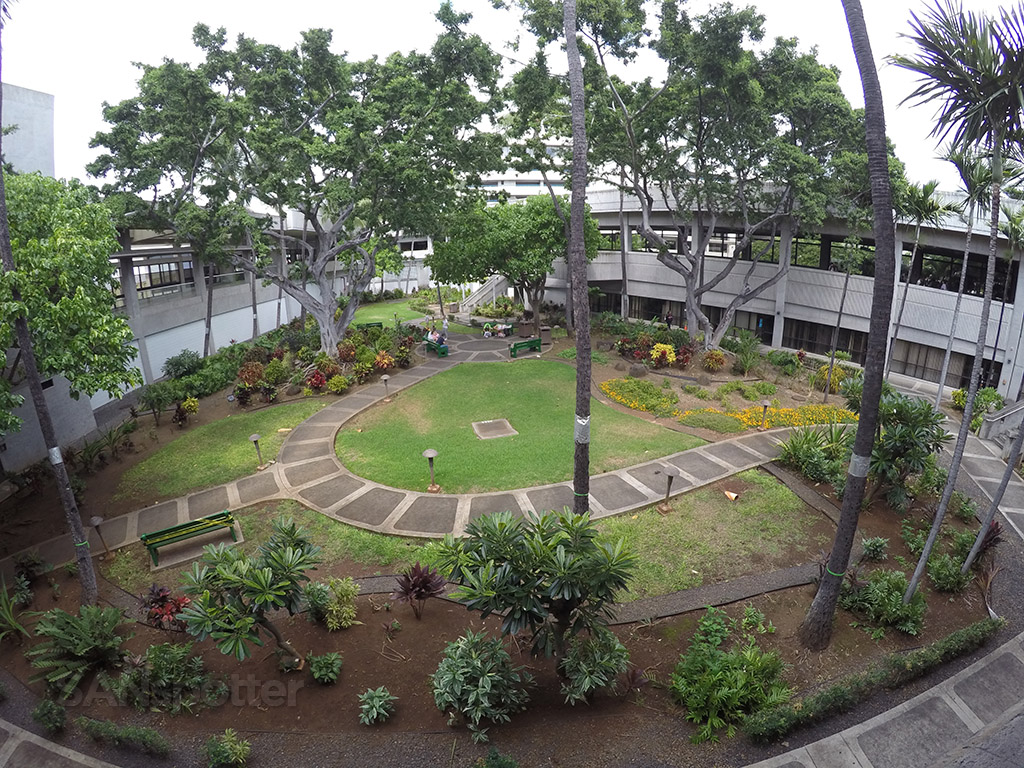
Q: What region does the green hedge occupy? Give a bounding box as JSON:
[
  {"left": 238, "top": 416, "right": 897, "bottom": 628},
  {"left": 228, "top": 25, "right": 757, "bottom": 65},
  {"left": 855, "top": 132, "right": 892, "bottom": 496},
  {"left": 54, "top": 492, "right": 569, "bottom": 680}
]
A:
[{"left": 744, "top": 618, "right": 1005, "bottom": 742}]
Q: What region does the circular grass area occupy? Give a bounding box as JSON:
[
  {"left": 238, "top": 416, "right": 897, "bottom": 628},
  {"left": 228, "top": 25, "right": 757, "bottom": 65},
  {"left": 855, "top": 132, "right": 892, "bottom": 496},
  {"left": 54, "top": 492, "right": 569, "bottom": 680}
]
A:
[{"left": 335, "top": 360, "right": 704, "bottom": 493}]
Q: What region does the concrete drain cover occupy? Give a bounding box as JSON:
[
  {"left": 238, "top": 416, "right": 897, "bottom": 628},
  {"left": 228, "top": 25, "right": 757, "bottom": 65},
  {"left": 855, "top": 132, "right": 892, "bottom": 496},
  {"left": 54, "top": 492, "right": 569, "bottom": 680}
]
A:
[{"left": 472, "top": 419, "right": 518, "bottom": 440}]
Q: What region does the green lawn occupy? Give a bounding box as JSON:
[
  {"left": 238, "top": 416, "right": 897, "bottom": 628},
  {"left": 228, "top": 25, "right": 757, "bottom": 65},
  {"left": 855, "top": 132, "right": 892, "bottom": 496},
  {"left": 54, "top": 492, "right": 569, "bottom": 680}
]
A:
[
  {"left": 352, "top": 299, "right": 429, "bottom": 325},
  {"left": 335, "top": 359, "right": 704, "bottom": 493},
  {"left": 598, "top": 469, "right": 828, "bottom": 601},
  {"left": 115, "top": 401, "right": 326, "bottom": 503}
]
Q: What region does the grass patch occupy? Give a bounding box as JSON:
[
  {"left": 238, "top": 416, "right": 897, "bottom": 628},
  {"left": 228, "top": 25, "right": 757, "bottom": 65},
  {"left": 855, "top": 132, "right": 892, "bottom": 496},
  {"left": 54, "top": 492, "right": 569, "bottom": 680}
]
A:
[
  {"left": 556, "top": 347, "right": 610, "bottom": 364},
  {"left": 336, "top": 360, "right": 703, "bottom": 493},
  {"left": 598, "top": 470, "right": 824, "bottom": 600},
  {"left": 115, "top": 401, "right": 325, "bottom": 503},
  {"left": 352, "top": 299, "right": 428, "bottom": 325},
  {"left": 679, "top": 410, "right": 746, "bottom": 433},
  {"left": 101, "top": 500, "right": 436, "bottom": 597}
]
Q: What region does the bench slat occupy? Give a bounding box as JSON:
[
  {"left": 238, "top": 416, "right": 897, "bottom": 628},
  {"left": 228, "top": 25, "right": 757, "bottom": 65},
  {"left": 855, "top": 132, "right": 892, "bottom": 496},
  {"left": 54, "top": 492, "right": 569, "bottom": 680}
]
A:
[{"left": 140, "top": 511, "right": 237, "bottom": 566}]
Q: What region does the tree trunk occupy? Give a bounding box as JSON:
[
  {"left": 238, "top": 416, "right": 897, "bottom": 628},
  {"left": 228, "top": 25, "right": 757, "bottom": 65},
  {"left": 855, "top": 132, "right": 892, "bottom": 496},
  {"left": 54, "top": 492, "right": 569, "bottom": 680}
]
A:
[
  {"left": 798, "top": 0, "right": 896, "bottom": 650},
  {"left": 906, "top": 137, "right": 1003, "bottom": 602},
  {"left": 988, "top": 269, "right": 1012, "bottom": 387},
  {"left": 934, "top": 208, "right": 975, "bottom": 409},
  {"left": 824, "top": 270, "right": 852, "bottom": 403},
  {"left": 0, "top": 172, "right": 99, "bottom": 608},
  {"left": 202, "top": 260, "right": 215, "bottom": 358},
  {"left": 564, "top": 0, "right": 591, "bottom": 517},
  {"left": 256, "top": 616, "right": 303, "bottom": 667}
]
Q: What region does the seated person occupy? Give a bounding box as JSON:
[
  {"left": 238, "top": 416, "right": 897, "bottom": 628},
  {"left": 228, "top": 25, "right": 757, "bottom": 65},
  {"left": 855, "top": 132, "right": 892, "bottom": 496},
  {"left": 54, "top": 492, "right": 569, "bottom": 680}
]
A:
[
  {"left": 427, "top": 329, "right": 440, "bottom": 343},
  {"left": 483, "top": 323, "right": 493, "bottom": 338}
]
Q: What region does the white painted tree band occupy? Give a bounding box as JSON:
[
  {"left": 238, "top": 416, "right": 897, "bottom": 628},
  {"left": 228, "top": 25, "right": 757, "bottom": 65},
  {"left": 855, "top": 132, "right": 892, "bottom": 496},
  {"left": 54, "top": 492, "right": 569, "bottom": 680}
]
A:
[
  {"left": 849, "top": 452, "right": 870, "bottom": 478},
  {"left": 48, "top": 447, "right": 63, "bottom": 466},
  {"left": 575, "top": 414, "right": 591, "bottom": 444}
]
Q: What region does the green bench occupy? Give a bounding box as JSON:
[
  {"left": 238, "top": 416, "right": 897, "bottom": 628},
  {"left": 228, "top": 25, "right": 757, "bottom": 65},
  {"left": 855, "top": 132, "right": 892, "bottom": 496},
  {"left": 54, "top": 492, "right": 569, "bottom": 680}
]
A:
[
  {"left": 509, "top": 337, "right": 542, "bottom": 358},
  {"left": 425, "top": 339, "right": 449, "bottom": 357},
  {"left": 140, "top": 510, "right": 237, "bottom": 567},
  {"left": 356, "top": 322, "right": 383, "bottom": 330}
]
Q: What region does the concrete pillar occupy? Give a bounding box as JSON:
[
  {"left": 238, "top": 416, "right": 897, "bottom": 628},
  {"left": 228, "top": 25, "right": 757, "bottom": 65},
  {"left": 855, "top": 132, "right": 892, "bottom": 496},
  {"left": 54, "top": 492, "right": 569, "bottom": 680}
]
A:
[
  {"left": 998, "top": 258, "right": 1024, "bottom": 400},
  {"left": 771, "top": 219, "right": 793, "bottom": 348},
  {"left": 117, "top": 253, "right": 154, "bottom": 384}
]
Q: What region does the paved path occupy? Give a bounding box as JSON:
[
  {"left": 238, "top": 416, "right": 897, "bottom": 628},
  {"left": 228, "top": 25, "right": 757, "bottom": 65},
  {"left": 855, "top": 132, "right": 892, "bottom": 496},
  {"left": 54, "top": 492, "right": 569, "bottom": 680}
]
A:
[{"left": 4, "top": 337, "right": 1024, "bottom": 767}]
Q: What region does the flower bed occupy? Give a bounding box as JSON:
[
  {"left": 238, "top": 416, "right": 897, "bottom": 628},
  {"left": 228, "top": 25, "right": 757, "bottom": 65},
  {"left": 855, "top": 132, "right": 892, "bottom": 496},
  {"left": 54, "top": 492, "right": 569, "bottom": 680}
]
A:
[
  {"left": 599, "top": 378, "right": 683, "bottom": 418},
  {"left": 678, "top": 404, "right": 858, "bottom": 430}
]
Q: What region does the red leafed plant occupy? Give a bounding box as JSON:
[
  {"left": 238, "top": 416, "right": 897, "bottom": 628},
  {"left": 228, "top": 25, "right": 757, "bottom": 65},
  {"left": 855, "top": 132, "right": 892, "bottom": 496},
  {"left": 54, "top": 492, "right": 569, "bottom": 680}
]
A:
[
  {"left": 237, "top": 361, "right": 266, "bottom": 386},
  {"left": 306, "top": 370, "right": 327, "bottom": 390},
  {"left": 337, "top": 340, "right": 357, "bottom": 362},
  {"left": 391, "top": 562, "right": 446, "bottom": 620},
  {"left": 142, "top": 584, "right": 191, "bottom": 631}
]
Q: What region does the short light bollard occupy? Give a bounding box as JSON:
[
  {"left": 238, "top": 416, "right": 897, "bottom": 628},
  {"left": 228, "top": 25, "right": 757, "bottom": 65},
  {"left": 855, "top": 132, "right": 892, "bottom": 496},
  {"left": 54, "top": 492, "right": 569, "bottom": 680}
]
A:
[
  {"left": 381, "top": 374, "right": 391, "bottom": 402},
  {"left": 251, "top": 433, "right": 265, "bottom": 469},
  {"left": 90, "top": 515, "right": 113, "bottom": 561},
  {"left": 654, "top": 465, "right": 680, "bottom": 515},
  {"left": 759, "top": 400, "right": 771, "bottom": 431},
  {"left": 423, "top": 448, "right": 440, "bottom": 493}
]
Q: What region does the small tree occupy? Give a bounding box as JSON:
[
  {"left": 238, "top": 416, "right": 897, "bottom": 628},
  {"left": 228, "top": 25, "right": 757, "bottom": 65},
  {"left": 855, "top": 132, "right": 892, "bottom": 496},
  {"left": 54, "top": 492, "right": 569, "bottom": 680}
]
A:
[
  {"left": 434, "top": 509, "right": 634, "bottom": 662},
  {"left": 391, "top": 562, "right": 446, "bottom": 620},
  {"left": 180, "top": 518, "right": 320, "bottom": 668}
]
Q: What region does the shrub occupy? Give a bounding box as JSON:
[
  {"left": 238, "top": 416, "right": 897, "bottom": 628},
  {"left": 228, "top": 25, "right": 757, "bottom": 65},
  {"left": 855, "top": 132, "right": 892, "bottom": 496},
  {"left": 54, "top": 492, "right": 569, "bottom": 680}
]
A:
[
  {"left": 558, "top": 628, "right": 629, "bottom": 705},
  {"left": 766, "top": 349, "right": 799, "bottom": 376},
  {"left": 205, "top": 728, "right": 251, "bottom": 767},
  {"left": 432, "top": 631, "right": 533, "bottom": 743},
  {"left": 733, "top": 347, "right": 761, "bottom": 375},
  {"left": 103, "top": 642, "right": 226, "bottom": 714},
  {"left": 678, "top": 410, "right": 745, "bottom": 433},
  {"left": 75, "top": 717, "right": 171, "bottom": 756},
  {"left": 0, "top": 576, "right": 30, "bottom": 644},
  {"left": 28, "top": 606, "right": 126, "bottom": 700},
  {"left": 700, "top": 349, "right": 725, "bottom": 372},
  {"left": 950, "top": 491, "right": 978, "bottom": 523},
  {"left": 650, "top": 343, "right": 676, "bottom": 368},
  {"left": 860, "top": 537, "right": 889, "bottom": 562},
  {"left": 309, "top": 652, "right": 343, "bottom": 685},
  {"left": 358, "top": 686, "right": 397, "bottom": 725},
  {"left": 838, "top": 569, "right": 926, "bottom": 635},
  {"left": 181, "top": 396, "right": 199, "bottom": 415},
  {"left": 32, "top": 699, "right": 66, "bottom": 734},
  {"left": 306, "top": 370, "right": 326, "bottom": 391},
  {"left": 326, "top": 375, "right": 350, "bottom": 395},
  {"left": 669, "top": 607, "right": 791, "bottom": 743},
  {"left": 900, "top": 518, "right": 928, "bottom": 557},
  {"left": 374, "top": 350, "right": 395, "bottom": 371},
  {"left": 951, "top": 386, "right": 1003, "bottom": 415},
  {"left": 353, "top": 361, "right": 374, "bottom": 383},
  {"left": 476, "top": 748, "right": 520, "bottom": 768},
  {"left": 305, "top": 577, "right": 360, "bottom": 631},
  {"left": 682, "top": 384, "right": 709, "bottom": 399},
  {"left": 142, "top": 584, "right": 191, "bottom": 631},
  {"left": 391, "top": 562, "right": 446, "bottom": 620},
  {"left": 162, "top": 349, "right": 202, "bottom": 379},
  {"left": 263, "top": 357, "right": 289, "bottom": 386},
  {"left": 928, "top": 554, "right": 973, "bottom": 593},
  {"left": 813, "top": 363, "right": 849, "bottom": 393},
  {"left": 315, "top": 353, "right": 342, "bottom": 379}
]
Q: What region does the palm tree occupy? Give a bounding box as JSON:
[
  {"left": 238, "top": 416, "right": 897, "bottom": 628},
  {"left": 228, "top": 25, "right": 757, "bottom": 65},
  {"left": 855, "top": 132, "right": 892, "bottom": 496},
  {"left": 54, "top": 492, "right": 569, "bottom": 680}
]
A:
[
  {"left": 0, "top": 6, "right": 99, "bottom": 605},
  {"left": 564, "top": 0, "right": 592, "bottom": 515},
  {"left": 933, "top": 148, "right": 991, "bottom": 409},
  {"left": 891, "top": 0, "right": 1024, "bottom": 602},
  {"left": 885, "top": 180, "right": 960, "bottom": 378},
  {"left": 798, "top": 0, "right": 897, "bottom": 650},
  {"left": 989, "top": 203, "right": 1024, "bottom": 384}
]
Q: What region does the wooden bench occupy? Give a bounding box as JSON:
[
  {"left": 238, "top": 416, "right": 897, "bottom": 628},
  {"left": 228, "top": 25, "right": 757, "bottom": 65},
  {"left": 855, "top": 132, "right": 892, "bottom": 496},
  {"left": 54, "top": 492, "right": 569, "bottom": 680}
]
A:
[
  {"left": 356, "top": 322, "right": 383, "bottom": 330},
  {"left": 509, "top": 337, "right": 542, "bottom": 358},
  {"left": 424, "top": 339, "right": 449, "bottom": 357},
  {"left": 140, "top": 510, "right": 237, "bottom": 567}
]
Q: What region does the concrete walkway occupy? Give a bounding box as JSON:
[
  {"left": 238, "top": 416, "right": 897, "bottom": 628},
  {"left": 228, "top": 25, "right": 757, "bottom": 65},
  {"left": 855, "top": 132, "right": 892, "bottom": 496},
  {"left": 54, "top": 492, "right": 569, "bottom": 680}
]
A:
[{"left": 3, "top": 334, "right": 1024, "bottom": 767}]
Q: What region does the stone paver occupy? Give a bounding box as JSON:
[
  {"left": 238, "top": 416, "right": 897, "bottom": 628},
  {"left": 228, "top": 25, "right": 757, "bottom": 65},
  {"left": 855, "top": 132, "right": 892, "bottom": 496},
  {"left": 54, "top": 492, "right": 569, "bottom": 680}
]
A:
[
  {"left": 283, "top": 457, "right": 338, "bottom": 486},
  {"left": 526, "top": 484, "right": 575, "bottom": 514},
  {"left": 298, "top": 474, "right": 365, "bottom": 509},
  {"left": 135, "top": 501, "right": 179, "bottom": 534},
  {"left": 667, "top": 450, "right": 730, "bottom": 481},
  {"left": 470, "top": 493, "right": 523, "bottom": 521},
  {"left": 627, "top": 462, "right": 693, "bottom": 495},
  {"left": 341, "top": 487, "right": 405, "bottom": 526},
  {"left": 589, "top": 473, "right": 650, "bottom": 509},
  {"left": 187, "top": 485, "right": 230, "bottom": 519},
  {"left": 278, "top": 440, "right": 332, "bottom": 464},
  {"left": 236, "top": 471, "right": 282, "bottom": 504},
  {"left": 953, "top": 652, "right": 1024, "bottom": 724},
  {"left": 394, "top": 496, "right": 459, "bottom": 533},
  {"left": 856, "top": 697, "right": 972, "bottom": 768},
  {"left": 702, "top": 440, "right": 764, "bottom": 467}
]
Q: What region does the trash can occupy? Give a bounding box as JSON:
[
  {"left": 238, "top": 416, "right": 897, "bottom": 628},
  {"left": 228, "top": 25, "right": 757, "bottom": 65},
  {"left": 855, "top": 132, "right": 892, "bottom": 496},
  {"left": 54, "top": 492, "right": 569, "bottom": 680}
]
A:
[{"left": 540, "top": 326, "right": 552, "bottom": 344}]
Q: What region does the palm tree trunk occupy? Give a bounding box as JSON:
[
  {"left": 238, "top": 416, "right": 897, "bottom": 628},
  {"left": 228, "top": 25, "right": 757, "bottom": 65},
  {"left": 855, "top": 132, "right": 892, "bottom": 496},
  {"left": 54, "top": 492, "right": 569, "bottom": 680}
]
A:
[
  {"left": 202, "top": 260, "right": 215, "bottom": 358},
  {"left": 619, "top": 169, "right": 630, "bottom": 319},
  {"left": 906, "top": 138, "right": 1004, "bottom": 601},
  {"left": 934, "top": 206, "right": 975, "bottom": 409},
  {"left": 799, "top": 0, "right": 896, "bottom": 650},
  {"left": 564, "top": 0, "right": 591, "bottom": 516},
  {"left": 988, "top": 270, "right": 1012, "bottom": 387},
  {"left": 824, "top": 269, "right": 851, "bottom": 403}
]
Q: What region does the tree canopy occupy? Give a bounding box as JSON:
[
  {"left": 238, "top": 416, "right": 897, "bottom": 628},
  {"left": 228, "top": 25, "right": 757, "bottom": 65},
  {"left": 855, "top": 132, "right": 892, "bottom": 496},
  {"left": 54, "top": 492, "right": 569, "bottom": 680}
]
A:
[
  {"left": 0, "top": 173, "right": 141, "bottom": 435},
  {"left": 89, "top": 4, "right": 503, "bottom": 353},
  {"left": 428, "top": 194, "right": 599, "bottom": 336}
]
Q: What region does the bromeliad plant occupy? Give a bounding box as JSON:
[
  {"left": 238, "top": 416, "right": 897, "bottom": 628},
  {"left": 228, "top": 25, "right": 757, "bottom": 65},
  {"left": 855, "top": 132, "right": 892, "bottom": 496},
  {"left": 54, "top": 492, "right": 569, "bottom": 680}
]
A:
[
  {"left": 391, "top": 562, "right": 446, "bottom": 620},
  {"left": 141, "top": 585, "right": 191, "bottom": 631},
  {"left": 180, "top": 517, "right": 321, "bottom": 668}
]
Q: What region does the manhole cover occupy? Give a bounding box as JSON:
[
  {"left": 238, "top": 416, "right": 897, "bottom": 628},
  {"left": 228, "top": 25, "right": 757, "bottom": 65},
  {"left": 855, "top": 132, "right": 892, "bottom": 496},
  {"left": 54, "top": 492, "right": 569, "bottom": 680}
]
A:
[{"left": 472, "top": 419, "right": 518, "bottom": 440}]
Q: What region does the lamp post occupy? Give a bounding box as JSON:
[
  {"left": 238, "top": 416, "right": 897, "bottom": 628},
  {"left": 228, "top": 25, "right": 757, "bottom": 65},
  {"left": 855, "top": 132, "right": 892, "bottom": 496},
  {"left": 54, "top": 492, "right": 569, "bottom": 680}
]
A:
[
  {"left": 250, "top": 433, "right": 264, "bottom": 469},
  {"left": 422, "top": 448, "right": 440, "bottom": 493},
  {"left": 89, "top": 516, "right": 113, "bottom": 561},
  {"left": 381, "top": 374, "right": 391, "bottom": 402},
  {"left": 654, "top": 465, "right": 681, "bottom": 515},
  {"left": 759, "top": 400, "right": 771, "bottom": 431}
]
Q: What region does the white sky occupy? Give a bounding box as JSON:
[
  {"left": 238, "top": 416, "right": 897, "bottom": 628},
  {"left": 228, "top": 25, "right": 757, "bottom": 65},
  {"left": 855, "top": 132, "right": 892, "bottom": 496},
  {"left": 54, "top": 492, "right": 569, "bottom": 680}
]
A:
[{"left": 1, "top": 0, "right": 1012, "bottom": 191}]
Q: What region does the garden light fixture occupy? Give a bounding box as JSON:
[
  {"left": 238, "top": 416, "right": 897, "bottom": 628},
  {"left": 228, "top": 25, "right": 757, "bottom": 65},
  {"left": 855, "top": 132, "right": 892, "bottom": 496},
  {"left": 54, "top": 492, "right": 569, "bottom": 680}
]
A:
[
  {"left": 760, "top": 400, "right": 771, "bottom": 430},
  {"left": 654, "top": 465, "right": 680, "bottom": 515},
  {"left": 251, "top": 433, "right": 264, "bottom": 469},
  {"left": 423, "top": 448, "right": 440, "bottom": 492},
  {"left": 90, "top": 515, "right": 113, "bottom": 561},
  {"left": 381, "top": 374, "right": 391, "bottom": 401}
]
